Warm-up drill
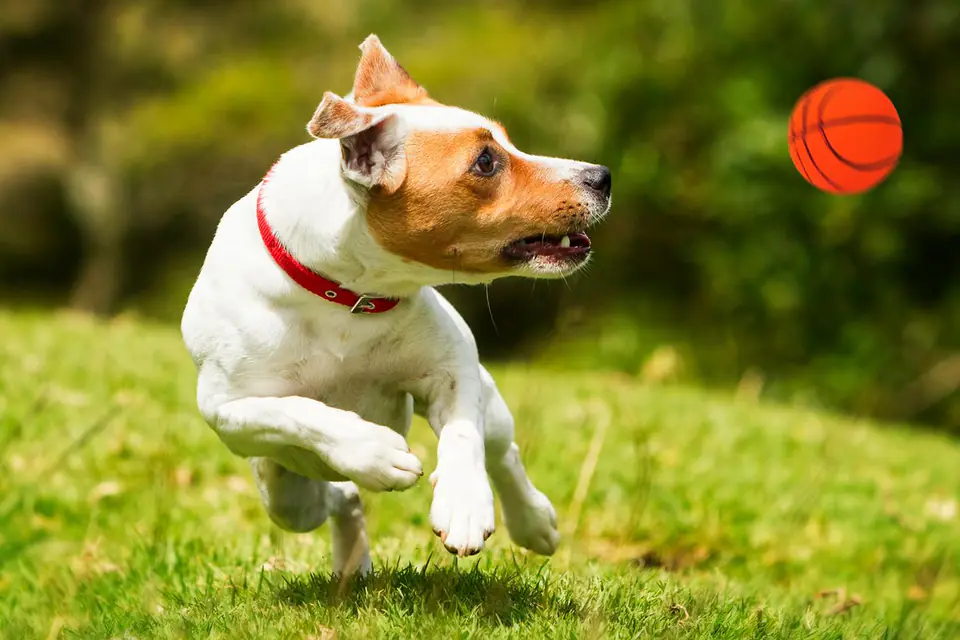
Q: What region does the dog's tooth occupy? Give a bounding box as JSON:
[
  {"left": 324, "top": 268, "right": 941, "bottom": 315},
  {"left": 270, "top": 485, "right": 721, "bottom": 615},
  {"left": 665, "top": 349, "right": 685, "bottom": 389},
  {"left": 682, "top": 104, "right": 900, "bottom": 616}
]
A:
[{"left": 560, "top": 235, "right": 571, "bottom": 248}]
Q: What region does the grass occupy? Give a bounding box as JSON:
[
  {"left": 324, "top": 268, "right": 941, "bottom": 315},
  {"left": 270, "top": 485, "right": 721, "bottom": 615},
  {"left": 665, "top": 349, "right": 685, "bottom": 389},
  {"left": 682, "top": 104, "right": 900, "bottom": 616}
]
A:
[{"left": 1, "top": 309, "right": 959, "bottom": 639}]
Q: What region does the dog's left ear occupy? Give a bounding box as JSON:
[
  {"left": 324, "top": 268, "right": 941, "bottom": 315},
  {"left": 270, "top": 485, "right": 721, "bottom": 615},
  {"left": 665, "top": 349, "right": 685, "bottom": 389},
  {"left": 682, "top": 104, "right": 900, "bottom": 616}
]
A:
[
  {"left": 351, "top": 34, "right": 428, "bottom": 107},
  {"left": 307, "top": 91, "right": 406, "bottom": 193}
]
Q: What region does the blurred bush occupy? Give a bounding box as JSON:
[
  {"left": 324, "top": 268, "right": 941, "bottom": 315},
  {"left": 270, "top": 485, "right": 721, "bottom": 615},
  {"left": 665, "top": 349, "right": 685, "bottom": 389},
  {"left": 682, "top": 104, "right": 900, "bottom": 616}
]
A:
[{"left": 1, "top": 0, "right": 958, "bottom": 430}]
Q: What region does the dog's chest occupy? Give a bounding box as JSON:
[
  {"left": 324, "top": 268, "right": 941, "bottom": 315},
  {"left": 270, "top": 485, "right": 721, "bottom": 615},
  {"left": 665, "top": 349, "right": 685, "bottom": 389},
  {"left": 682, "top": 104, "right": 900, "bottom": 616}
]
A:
[{"left": 262, "top": 314, "right": 425, "bottom": 424}]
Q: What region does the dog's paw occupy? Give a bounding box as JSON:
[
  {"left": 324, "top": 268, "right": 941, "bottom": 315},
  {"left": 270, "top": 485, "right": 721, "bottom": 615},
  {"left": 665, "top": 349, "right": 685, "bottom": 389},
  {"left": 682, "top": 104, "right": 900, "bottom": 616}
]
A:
[
  {"left": 320, "top": 421, "right": 423, "bottom": 492},
  {"left": 429, "top": 464, "right": 495, "bottom": 557},
  {"left": 502, "top": 488, "right": 560, "bottom": 556}
]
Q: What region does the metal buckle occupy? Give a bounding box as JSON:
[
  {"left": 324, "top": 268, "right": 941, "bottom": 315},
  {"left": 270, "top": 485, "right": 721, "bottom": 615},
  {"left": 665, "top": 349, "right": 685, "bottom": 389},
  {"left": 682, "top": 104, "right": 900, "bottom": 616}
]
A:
[{"left": 350, "top": 295, "right": 377, "bottom": 314}]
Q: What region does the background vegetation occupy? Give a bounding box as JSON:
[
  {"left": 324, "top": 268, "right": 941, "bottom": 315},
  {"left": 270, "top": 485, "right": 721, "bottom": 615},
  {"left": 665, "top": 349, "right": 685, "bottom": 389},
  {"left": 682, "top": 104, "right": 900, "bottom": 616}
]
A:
[{"left": 2, "top": 0, "right": 959, "bottom": 430}]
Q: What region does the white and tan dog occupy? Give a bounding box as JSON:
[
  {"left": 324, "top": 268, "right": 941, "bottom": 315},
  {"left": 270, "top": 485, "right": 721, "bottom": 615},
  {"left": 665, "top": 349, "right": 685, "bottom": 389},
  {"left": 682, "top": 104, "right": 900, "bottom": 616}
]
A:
[{"left": 181, "top": 35, "right": 611, "bottom": 576}]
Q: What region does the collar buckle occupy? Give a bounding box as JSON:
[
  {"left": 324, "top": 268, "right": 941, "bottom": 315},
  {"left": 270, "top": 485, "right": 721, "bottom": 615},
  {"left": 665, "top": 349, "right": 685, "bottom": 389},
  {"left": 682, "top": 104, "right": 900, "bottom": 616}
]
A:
[{"left": 350, "top": 295, "right": 378, "bottom": 314}]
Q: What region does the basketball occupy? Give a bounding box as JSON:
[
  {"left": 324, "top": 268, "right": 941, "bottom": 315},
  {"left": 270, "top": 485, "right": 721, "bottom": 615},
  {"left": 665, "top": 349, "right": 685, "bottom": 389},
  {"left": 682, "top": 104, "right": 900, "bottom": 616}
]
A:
[{"left": 788, "top": 78, "right": 902, "bottom": 194}]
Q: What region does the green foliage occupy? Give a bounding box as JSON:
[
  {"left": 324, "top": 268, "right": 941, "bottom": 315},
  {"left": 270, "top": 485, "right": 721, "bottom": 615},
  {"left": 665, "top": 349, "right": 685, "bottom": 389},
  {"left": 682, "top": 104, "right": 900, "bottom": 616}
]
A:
[{"left": 1, "top": 311, "right": 959, "bottom": 637}]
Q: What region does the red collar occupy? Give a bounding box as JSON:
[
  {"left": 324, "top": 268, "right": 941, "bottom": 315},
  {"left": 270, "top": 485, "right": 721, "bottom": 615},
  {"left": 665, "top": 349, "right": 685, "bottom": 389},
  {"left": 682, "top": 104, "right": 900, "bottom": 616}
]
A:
[{"left": 255, "top": 166, "right": 401, "bottom": 314}]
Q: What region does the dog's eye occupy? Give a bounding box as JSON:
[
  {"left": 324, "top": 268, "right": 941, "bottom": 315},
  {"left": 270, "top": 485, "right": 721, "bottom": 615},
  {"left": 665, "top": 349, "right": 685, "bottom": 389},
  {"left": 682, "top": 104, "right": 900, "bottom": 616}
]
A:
[{"left": 471, "top": 148, "right": 500, "bottom": 177}]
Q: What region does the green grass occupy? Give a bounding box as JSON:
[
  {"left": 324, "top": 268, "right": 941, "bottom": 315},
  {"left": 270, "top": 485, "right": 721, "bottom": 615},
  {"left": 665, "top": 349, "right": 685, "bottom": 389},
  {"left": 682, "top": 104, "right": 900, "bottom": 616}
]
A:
[{"left": 1, "top": 310, "right": 958, "bottom": 639}]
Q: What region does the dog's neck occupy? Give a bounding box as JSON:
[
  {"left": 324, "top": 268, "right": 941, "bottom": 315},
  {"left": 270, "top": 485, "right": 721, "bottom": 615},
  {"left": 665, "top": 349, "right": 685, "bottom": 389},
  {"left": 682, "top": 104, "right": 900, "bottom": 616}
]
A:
[{"left": 259, "top": 140, "right": 423, "bottom": 298}]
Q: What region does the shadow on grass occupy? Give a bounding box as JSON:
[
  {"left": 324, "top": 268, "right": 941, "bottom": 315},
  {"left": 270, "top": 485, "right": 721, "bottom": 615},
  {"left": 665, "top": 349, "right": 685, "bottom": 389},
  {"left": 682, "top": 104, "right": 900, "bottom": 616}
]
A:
[{"left": 273, "top": 561, "right": 582, "bottom": 626}]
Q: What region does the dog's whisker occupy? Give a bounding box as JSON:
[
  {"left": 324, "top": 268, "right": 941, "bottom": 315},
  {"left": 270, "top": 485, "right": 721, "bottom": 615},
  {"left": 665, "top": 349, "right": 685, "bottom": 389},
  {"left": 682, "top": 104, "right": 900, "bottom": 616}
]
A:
[{"left": 485, "top": 284, "right": 500, "bottom": 337}]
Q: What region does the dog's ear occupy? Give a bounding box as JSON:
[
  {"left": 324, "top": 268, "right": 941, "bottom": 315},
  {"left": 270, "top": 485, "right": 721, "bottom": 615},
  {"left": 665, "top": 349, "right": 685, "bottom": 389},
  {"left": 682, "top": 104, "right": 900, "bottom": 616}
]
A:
[
  {"left": 307, "top": 91, "right": 406, "bottom": 193},
  {"left": 351, "top": 34, "right": 429, "bottom": 107}
]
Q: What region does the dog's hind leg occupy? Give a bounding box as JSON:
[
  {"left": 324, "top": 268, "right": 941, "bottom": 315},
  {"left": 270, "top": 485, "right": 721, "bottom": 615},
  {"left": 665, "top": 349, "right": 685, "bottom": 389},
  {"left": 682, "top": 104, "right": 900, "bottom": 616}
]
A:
[
  {"left": 250, "top": 458, "right": 372, "bottom": 576},
  {"left": 328, "top": 481, "right": 373, "bottom": 577},
  {"left": 478, "top": 365, "right": 561, "bottom": 556},
  {"left": 251, "top": 457, "right": 331, "bottom": 532}
]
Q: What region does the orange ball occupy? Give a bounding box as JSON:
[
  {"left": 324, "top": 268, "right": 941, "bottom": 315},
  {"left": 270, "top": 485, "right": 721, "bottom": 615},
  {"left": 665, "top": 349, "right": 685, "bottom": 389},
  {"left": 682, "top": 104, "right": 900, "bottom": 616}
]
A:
[{"left": 788, "top": 78, "right": 902, "bottom": 194}]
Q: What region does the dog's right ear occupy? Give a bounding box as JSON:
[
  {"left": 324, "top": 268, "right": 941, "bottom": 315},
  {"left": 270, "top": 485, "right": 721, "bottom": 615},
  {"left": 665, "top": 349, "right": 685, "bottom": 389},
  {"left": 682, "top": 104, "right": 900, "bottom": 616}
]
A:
[{"left": 307, "top": 91, "right": 406, "bottom": 193}]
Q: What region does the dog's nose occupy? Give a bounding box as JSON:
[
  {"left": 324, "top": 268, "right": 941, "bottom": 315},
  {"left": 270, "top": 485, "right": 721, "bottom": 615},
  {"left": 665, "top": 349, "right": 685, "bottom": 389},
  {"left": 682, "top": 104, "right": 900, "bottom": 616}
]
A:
[{"left": 579, "top": 165, "right": 612, "bottom": 198}]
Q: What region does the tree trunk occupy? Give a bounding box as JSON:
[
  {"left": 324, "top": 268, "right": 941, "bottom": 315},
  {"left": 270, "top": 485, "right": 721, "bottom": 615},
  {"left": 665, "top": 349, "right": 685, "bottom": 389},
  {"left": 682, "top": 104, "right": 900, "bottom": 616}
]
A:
[
  {"left": 66, "top": 161, "right": 124, "bottom": 314},
  {"left": 63, "top": 0, "right": 125, "bottom": 315}
]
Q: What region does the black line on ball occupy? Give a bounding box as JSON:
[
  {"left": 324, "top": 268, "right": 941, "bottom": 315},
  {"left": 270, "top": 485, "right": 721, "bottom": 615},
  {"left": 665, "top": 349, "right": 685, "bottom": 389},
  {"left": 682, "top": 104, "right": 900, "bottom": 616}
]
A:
[
  {"left": 789, "top": 114, "right": 814, "bottom": 184},
  {"left": 793, "top": 146, "right": 815, "bottom": 185},
  {"left": 789, "top": 115, "right": 901, "bottom": 141},
  {"left": 800, "top": 93, "right": 842, "bottom": 191}
]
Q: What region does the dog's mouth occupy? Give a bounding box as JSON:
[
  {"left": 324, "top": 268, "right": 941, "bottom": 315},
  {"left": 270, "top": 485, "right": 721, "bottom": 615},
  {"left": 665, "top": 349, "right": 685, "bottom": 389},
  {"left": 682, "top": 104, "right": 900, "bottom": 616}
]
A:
[{"left": 502, "top": 232, "right": 591, "bottom": 263}]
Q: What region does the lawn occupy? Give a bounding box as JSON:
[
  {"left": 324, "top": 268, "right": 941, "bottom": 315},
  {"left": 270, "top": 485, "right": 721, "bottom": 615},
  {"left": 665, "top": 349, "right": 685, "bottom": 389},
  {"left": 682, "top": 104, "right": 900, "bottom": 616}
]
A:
[{"left": 1, "top": 309, "right": 958, "bottom": 639}]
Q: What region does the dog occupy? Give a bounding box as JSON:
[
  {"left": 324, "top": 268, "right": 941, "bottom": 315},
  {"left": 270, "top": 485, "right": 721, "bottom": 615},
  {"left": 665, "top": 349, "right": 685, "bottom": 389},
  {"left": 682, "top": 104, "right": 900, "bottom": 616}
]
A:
[{"left": 181, "top": 35, "right": 611, "bottom": 577}]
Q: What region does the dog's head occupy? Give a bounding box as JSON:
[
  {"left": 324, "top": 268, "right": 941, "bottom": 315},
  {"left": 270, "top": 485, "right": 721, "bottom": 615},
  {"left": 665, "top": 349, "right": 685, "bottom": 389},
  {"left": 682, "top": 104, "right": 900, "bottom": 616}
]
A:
[{"left": 308, "top": 35, "right": 611, "bottom": 282}]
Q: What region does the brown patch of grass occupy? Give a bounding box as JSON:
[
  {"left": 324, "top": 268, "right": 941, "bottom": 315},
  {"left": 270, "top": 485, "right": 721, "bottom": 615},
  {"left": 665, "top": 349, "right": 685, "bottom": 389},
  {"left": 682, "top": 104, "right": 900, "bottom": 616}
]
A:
[{"left": 583, "top": 538, "right": 713, "bottom": 571}]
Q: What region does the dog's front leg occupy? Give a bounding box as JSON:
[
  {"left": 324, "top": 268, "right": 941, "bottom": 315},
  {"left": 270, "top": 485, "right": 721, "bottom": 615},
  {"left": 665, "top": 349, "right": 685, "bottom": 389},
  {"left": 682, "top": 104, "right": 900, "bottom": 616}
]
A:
[
  {"left": 415, "top": 361, "right": 496, "bottom": 557},
  {"left": 203, "top": 393, "right": 423, "bottom": 492}
]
